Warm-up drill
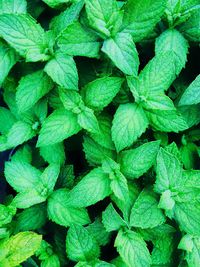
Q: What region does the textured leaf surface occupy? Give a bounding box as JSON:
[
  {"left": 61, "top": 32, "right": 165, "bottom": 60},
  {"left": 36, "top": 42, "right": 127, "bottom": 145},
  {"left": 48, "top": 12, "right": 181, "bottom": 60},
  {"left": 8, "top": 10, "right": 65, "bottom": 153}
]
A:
[
  {"left": 122, "top": 0, "right": 167, "bottom": 42},
  {"left": 44, "top": 52, "right": 78, "bottom": 90},
  {"left": 16, "top": 70, "right": 53, "bottom": 112},
  {"left": 115, "top": 229, "right": 151, "bottom": 267},
  {"left": 57, "top": 22, "right": 100, "bottom": 58},
  {"left": 179, "top": 75, "right": 200, "bottom": 106},
  {"left": 102, "top": 32, "right": 139, "bottom": 76},
  {"left": 37, "top": 109, "right": 81, "bottom": 146},
  {"left": 66, "top": 224, "right": 100, "bottom": 262},
  {"left": 47, "top": 189, "right": 90, "bottom": 227},
  {"left": 112, "top": 103, "right": 148, "bottom": 152},
  {"left": 120, "top": 141, "right": 160, "bottom": 179},
  {"left": 0, "top": 14, "right": 49, "bottom": 61}
]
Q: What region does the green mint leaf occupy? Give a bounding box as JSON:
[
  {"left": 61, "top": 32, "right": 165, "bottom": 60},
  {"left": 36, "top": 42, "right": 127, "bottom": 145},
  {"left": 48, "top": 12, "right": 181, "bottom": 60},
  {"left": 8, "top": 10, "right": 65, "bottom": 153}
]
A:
[
  {"left": 40, "top": 164, "right": 60, "bottom": 195},
  {"left": 78, "top": 107, "right": 100, "bottom": 134},
  {"left": 102, "top": 32, "right": 139, "bottom": 76},
  {"left": 66, "top": 167, "right": 111, "bottom": 207},
  {"left": 155, "top": 29, "right": 189, "bottom": 75},
  {"left": 178, "top": 75, "right": 200, "bottom": 106},
  {"left": 0, "top": 232, "right": 42, "bottom": 266},
  {"left": 4, "top": 160, "right": 41, "bottom": 193},
  {"left": 0, "top": 14, "right": 49, "bottom": 61},
  {"left": 179, "top": 235, "right": 200, "bottom": 266},
  {"left": 15, "top": 203, "right": 47, "bottom": 232},
  {"left": 155, "top": 148, "right": 183, "bottom": 193},
  {"left": 0, "top": 0, "right": 27, "bottom": 14},
  {"left": 57, "top": 22, "right": 100, "bottom": 58},
  {"left": 175, "top": 201, "right": 200, "bottom": 235},
  {"left": 146, "top": 109, "right": 188, "bottom": 132},
  {"left": 40, "top": 142, "right": 66, "bottom": 165},
  {"left": 122, "top": 0, "right": 166, "bottom": 42},
  {"left": 130, "top": 189, "right": 166, "bottom": 229},
  {"left": 42, "top": 0, "right": 71, "bottom": 8},
  {"left": 83, "top": 136, "right": 116, "bottom": 166},
  {"left": 115, "top": 229, "right": 151, "bottom": 267},
  {"left": 85, "top": 0, "right": 119, "bottom": 38},
  {"left": 112, "top": 103, "right": 148, "bottom": 152},
  {"left": 86, "top": 218, "right": 110, "bottom": 246},
  {"left": 178, "top": 9, "right": 200, "bottom": 42},
  {"left": 66, "top": 224, "right": 100, "bottom": 262},
  {"left": 0, "top": 107, "right": 17, "bottom": 135},
  {"left": 127, "top": 52, "right": 176, "bottom": 101},
  {"left": 0, "top": 204, "right": 16, "bottom": 227},
  {"left": 90, "top": 114, "right": 115, "bottom": 150},
  {"left": 47, "top": 189, "right": 90, "bottom": 227},
  {"left": 16, "top": 70, "right": 53, "bottom": 113},
  {"left": 59, "top": 88, "right": 83, "bottom": 111},
  {"left": 120, "top": 141, "right": 160, "bottom": 179},
  {"left": 13, "top": 189, "right": 47, "bottom": 209},
  {"left": 44, "top": 52, "right": 78, "bottom": 90},
  {"left": 178, "top": 104, "right": 200, "bottom": 128},
  {"left": 6, "top": 120, "right": 35, "bottom": 148},
  {"left": 82, "top": 77, "right": 123, "bottom": 111},
  {"left": 11, "top": 145, "right": 32, "bottom": 164},
  {"left": 50, "top": 1, "right": 84, "bottom": 35},
  {"left": 37, "top": 109, "right": 81, "bottom": 147},
  {"left": 0, "top": 41, "right": 18, "bottom": 86},
  {"left": 142, "top": 93, "right": 176, "bottom": 111},
  {"left": 102, "top": 203, "right": 126, "bottom": 232}
]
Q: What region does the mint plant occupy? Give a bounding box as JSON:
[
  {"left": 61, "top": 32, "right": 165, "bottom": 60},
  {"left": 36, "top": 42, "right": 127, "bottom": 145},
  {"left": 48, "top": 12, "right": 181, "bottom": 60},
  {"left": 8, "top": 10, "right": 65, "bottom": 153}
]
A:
[{"left": 0, "top": 0, "right": 199, "bottom": 266}]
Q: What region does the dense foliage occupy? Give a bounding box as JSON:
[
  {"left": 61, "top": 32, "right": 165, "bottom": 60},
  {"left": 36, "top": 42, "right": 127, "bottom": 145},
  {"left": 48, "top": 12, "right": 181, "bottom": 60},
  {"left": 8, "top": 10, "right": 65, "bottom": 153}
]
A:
[{"left": 0, "top": 0, "right": 200, "bottom": 266}]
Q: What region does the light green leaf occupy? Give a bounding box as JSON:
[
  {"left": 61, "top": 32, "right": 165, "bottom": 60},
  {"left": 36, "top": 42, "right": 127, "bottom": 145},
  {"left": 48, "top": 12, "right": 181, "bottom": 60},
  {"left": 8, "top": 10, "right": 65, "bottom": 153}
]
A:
[
  {"left": 178, "top": 104, "right": 200, "bottom": 128},
  {"left": 44, "top": 52, "right": 78, "bottom": 90},
  {"left": 42, "top": 0, "right": 70, "bottom": 8},
  {"left": 0, "top": 41, "right": 18, "bottom": 86},
  {"left": 175, "top": 201, "right": 200, "bottom": 235},
  {"left": 40, "top": 142, "right": 66, "bottom": 165},
  {"left": 66, "top": 167, "right": 111, "bottom": 207},
  {"left": 40, "top": 164, "right": 60, "bottom": 195},
  {"left": 0, "top": 0, "right": 27, "bottom": 14},
  {"left": 50, "top": 1, "right": 84, "bottom": 35},
  {"left": 128, "top": 52, "right": 176, "bottom": 101},
  {"left": 112, "top": 103, "right": 148, "bottom": 152},
  {"left": 142, "top": 93, "right": 176, "bottom": 111},
  {"left": 102, "top": 32, "right": 139, "bottom": 76},
  {"left": 78, "top": 107, "right": 100, "bottom": 134},
  {"left": 66, "top": 224, "right": 100, "bottom": 262},
  {"left": 120, "top": 141, "right": 160, "bottom": 179},
  {"left": 102, "top": 203, "right": 126, "bottom": 232},
  {"left": 85, "top": 0, "right": 119, "bottom": 38},
  {"left": 0, "top": 107, "right": 16, "bottom": 135},
  {"left": 155, "top": 29, "right": 189, "bottom": 75},
  {"left": 83, "top": 136, "right": 116, "bottom": 166},
  {"left": 115, "top": 229, "right": 151, "bottom": 267},
  {"left": 82, "top": 77, "right": 123, "bottom": 111},
  {"left": 4, "top": 160, "right": 41, "bottom": 193},
  {"left": 0, "top": 232, "right": 42, "bottom": 266},
  {"left": 178, "top": 75, "right": 200, "bottom": 106},
  {"left": 47, "top": 189, "right": 90, "bottom": 227},
  {"left": 16, "top": 70, "right": 53, "bottom": 113},
  {"left": 122, "top": 0, "right": 167, "bottom": 42},
  {"left": 57, "top": 22, "right": 100, "bottom": 58},
  {"left": 13, "top": 189, "right": 47, "bottom": 209},
  {"left": 91, "top": 114, "right": 115, "bottom": 150},
  {"left": 146, "top": 109, "right": 188, "bottom": 132},
  {"left": 11, "top": 145, "right": 32, "bottom": 164},
  {"left": 15, "top": 203, "right": 47, "bottom": 232},
  {"left": 179, "top": 9, "right": 200, "bottom": 42},
  {"left": 179, "top": 235, "right": 200, "bottom": 267},
  {"left": 37, "top": 109, "right": 81, "bottom": 147},
  {"left": 59, "top": 88, "right": 83, "bottom": 111},
  {"left": 0, "top": 14, "right": 49, "bottom": 61},
  {"left": 130, "top": 189, "right": 165, "bottom": 229},
  {"left": 86, "top": 218, "right": 110, "bottom": 246},
  {"left": 155, "top": 148, "right": 183, "bottom": 193},
  {"left": 7, "top": 121, "right": 35, "bottom": 148}
]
